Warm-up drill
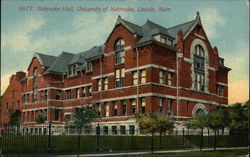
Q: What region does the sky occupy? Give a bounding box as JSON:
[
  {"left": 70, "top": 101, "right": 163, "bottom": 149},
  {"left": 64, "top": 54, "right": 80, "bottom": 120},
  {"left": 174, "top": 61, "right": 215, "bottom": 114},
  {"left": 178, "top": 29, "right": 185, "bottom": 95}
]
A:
[{"left": 1, "top": 0, "right": 249, "bottom": 104}]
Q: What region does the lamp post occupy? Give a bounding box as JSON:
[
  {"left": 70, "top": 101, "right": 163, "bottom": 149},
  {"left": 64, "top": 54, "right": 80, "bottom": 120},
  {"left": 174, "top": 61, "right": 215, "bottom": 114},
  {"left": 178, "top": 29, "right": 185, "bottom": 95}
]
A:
[{"left": 96, "top": 123, "right": 100, "bottom": 152}]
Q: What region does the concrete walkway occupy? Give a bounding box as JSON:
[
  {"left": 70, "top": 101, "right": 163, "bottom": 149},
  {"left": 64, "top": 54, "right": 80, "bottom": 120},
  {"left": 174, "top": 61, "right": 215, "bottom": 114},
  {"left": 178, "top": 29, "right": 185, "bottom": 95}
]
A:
[{"left": 56, "top": 147, "right": 249, "bottom": 157}]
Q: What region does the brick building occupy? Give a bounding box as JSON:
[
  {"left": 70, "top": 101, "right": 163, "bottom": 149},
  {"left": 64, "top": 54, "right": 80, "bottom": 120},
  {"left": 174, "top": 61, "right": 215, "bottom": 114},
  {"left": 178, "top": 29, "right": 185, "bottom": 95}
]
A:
[{"left": 1, "top": 12, "right": 230, "bottom": 134}]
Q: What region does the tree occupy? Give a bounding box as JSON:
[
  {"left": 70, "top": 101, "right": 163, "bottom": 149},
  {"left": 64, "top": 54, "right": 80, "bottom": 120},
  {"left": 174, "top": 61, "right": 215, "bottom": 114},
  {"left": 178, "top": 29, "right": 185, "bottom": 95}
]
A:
[
  {"left": 72, "top": 105, "right": 98, "bottom": 157},
  {"left": 227, "top": 102, "right": 249, "bottom": 135},
  {"left": 35, "top": 113, "right": 46, "bottom": 124},
  {"left": 135, "top": 113, "right": 174, "bottom": 153},
  {"left": 206, "top": 109, "right": 227, "bottom": 151},
  {"left": 190, "top": 114, "right": 208, "bottom": 151},
  {"left": 9, "top": 110, "right": 21, "bottom": 125}
]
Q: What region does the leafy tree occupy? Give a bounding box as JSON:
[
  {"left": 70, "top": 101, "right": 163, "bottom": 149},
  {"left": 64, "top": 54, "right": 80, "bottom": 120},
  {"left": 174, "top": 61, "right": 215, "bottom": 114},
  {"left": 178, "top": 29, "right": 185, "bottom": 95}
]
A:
[
  {"left": 35, "top": 114, "right": 46, "bottom": 124},
  {"left": 190, "top": 114, "right": 208, "bottom": 151},
  {"left": 135, "top": 113, "right": 174, "bottom": 153},
  {"left": 72, "top": 105, "right": 98, "bottom": 157},
  {"left": 9, "top": 110, "right": 21, "bottom": 125},
  {"left": 227, "top": 102, "right": 249, "bottom": 135}
]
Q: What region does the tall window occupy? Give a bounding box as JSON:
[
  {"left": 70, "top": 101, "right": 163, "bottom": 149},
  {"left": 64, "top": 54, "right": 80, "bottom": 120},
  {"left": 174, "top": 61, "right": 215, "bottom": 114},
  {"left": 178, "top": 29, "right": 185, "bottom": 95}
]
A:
[
  {"left": 141, "top": 98, "right": 146, "bottom": 113},
  {"left": 194, "top": 45, "right": 205, "bottom": 91},
  {"left": 159, "top": 70, "right": 165, "bottom": 84},
  {"left": 168, "top": 72, "right": 173, "bottom": 86},
  {"left": 55, "top": 90, "right": 61, "bottom": 100},
  {"left": 131, "top": 99, "right": 136, "bottom": 114},
  {"left": 82, "top": 87, "right": 85, "bottom": 97},
  {"left": 66, "top": 90, "right": 71, "bottom": 99},
  {"left": 168, "top": 99, "right": 173, "bottom": 116},
  {"left": 96, "top": 103, "right": 101, "bottom": 117},
  {"left": 76, "top": 88, "right": 80, "bottom": 98},
  {"left": 86, "top": 62, "right": 93, "bottom": 72},
  {"left": 68, "top": 64, "right": 77, "bottom": 76},
  {"left": 98, "top": 79, "right": 102, "bottom": 91},
  {"left": 159, "top": 98, "right": 163, "bottom": 112},
  {"left": 140, "top": 69, "right": 146, "bottom": 84},
  {"left": 114, "top": 39, "right": 125, "bottom": 64},
  {"left": 122, "top": 100, "right": 126, "bottom": 116},
  {"left": 217, "top": 85, "right": 224, "bottom": 96},
  {"left": 55, "top": 109, "right": 60, "bottom": 121},
  {"left": 133, "top": 71, "right": 138, "bottom": 85},
  {"left": 33, "top": 68, "right": 38, "bottom": 101},
  {"left": 104, "top": 78, "right": 108, "bottom": 90},
  {"left": 105, "top": 103, "right": 109, "bottom": 117},
  {"left": 88, "top": 86, "right": 92, "bottom": 96},
  {"left": 113, "top": 101, "right": 118, "bottom": 116},
  {"left": 115, "top": 68, "right": 125, "bottom": 88}
]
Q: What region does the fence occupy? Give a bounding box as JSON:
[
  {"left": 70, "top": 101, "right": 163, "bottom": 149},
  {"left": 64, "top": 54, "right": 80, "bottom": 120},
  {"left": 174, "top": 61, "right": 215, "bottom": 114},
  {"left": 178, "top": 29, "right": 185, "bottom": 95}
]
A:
[{"left": 0, "top": 124, "right": 248, "bottom": 155}]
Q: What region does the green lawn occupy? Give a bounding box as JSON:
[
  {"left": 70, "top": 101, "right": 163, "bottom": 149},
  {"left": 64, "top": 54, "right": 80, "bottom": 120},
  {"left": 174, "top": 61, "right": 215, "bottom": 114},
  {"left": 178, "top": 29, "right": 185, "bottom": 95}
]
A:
[{"left": 0, "top": 135, "right": 248, "bottom": 155}]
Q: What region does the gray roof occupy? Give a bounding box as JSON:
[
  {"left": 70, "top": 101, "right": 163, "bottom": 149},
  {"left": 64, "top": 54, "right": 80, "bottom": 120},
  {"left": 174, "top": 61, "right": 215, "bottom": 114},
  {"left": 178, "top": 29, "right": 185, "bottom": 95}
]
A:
[
  {"left": 168, "top": 20, "right": 195, "bottom": 43},
  {"left": 32, "top": 53, "right": 57, "bottom": 68},
  {"left": 35, "top": 14, "right": 200, "bottom": 75},
  {"left": 45, "top": 52, "right": 74, "bottom": 74},
  {"left": 42, "top": 45, "right": 104, "bottom": 75},
  {"left": 117, "top": 12, "right": 200, "bottom": 47}
]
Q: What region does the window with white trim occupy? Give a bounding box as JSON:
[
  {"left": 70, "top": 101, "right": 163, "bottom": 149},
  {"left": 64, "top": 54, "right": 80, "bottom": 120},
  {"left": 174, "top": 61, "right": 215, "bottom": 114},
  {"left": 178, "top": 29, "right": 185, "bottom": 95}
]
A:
[
  {"left": 159, "top": 98, "right": 163, "bottom": 113},
  {"left": 131, "top": 99, "right": 136, "bottom": 114},
  {"left": 140, "top": 69, "right": 146, "bottom": 84},
  {"left": 217, "top": 85, "right": 224, "bottom": 96},
  {"left": 168, "top": 99, "right": 173, "bottom": 116},
  {"left": 66, "top": 90, "right": 71, "bottom": 99},
  {"left": 114, "top": 39, "right": 125, "bottom": 65},
  {"left": 113, "top": 101, "right": 118, "bottom": 116},
  {"left": 133, "top": 71, "right": 138, "bottom": 85},
  {"left": 115, "top": 68, "right": 125, "bottom": 88},
  {"left": 76, "top": 88, "right": 80, "bottom": 98},
  {"left": 88, "top": 86, "right": 92, "bottom": 96},
  {"left": 55, "top": 90, "right": 61, "bottom": 100},
  {"left": 159, "top": 70, "right": 165, "bottom": 84},
  {"left": 122, "top": 100, "right": 126, "bottom": 116},
  {"left": 33, "top": 68, "right": 38, "bottom": 101},
  {"left": 194, "top": 45, "right": 205, "bottom": 91},
  {"left": 168, "top": 72, "right": 173, "bottom": 86},
  {"left": 67, "top": 64, "right": 77, "bottom": 76},
  {"left": 104, "top": 78, "right": 108, "bottom": 90},
  {"left": 82, "top": 87, "right": 85, "bottom": 97},
  {"left": 97, "top": 79, "right": 102, "bottom": 91},
  {"left": 105, "top": 103, "right": 109, "bottom": 117},
  {"left": 141, "top": 98, "right": 146, "bottom": 114},
  {"left": 86, "top": 62, "right": 93, "bottom": 72}
]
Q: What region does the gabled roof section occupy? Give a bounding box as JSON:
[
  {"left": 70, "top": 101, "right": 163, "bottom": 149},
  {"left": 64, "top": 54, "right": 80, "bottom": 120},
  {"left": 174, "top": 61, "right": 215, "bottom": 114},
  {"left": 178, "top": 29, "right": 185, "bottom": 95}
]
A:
[
  {"left": 168, "top": 20, "right": 195, "bottom": 43},
  {"left": 135, "top": 20, "right": 174, "bottom": 47},
  {"left": 44, "top": 52, "right": 74, "bottom": 75},
  {"left": 27, "top": 53, "right": 57, "bottom": 70},
  {"left": 68, "top": 45, "right": 104, "bottom": 66}
]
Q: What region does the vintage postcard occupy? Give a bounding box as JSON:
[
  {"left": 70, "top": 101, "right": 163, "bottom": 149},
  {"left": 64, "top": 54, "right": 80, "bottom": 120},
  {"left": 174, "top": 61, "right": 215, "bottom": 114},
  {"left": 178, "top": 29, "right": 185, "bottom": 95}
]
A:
[{"left": 1, "top": 0, "right": 249, "bottom": 156}]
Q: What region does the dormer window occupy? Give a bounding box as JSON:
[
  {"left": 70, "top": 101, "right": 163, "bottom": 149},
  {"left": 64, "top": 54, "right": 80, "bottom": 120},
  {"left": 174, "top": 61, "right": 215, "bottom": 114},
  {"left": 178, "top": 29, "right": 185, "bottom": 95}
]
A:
[
  {"left": 114, "top": 38, "right": 125, "bottom": 65},
  {"left": 67, "top": 64, "right": 77, "bottom": 77},
  {"left": 155, "top": 35, "right": 173, "bottom": 46},
  {"left": 86, "top": 62, "right": 93, "bottom": 72}
]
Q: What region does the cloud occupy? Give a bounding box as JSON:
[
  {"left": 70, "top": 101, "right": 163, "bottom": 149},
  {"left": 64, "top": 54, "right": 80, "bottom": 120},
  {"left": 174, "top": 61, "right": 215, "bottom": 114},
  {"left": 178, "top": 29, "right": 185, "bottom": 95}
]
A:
[
  {"left": 228, "top": 79, "right": 249, "bottom": 104},
  {"left": 196, "top": 8, "right": 226, "bottom": 39},
  {"left": 1, "top": 15, "right": 48, "bottom": 55},
  {"left": 1, "top": 71, "right": 16, "bottom": 95}
]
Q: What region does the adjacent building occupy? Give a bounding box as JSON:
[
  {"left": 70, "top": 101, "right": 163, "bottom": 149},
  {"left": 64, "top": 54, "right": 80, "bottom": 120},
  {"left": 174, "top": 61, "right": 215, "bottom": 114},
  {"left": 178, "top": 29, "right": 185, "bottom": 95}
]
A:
[{"left": 1, "top": 12, "right": 231, "bottom": 135}]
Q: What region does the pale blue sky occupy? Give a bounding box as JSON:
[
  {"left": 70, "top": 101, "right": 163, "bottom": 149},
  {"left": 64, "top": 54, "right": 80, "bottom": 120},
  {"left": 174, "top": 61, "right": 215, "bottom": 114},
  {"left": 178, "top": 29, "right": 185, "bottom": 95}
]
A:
[{"left": 1, "top": 0, "right": 249, "bottom": 103}]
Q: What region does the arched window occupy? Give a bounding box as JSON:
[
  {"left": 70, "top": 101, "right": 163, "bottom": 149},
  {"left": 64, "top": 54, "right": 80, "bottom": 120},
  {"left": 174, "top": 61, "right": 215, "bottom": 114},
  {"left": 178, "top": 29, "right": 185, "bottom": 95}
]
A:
[
  {"left": 194, "top": 45, "right": 205, "bottom": 91},
  {"left": 114, "top": 38, "right": 125, "bottom": 64},
  {"left": 195, "top": 108, "right": 205, "bottom": 116},
  {"left": 33, "top": 68, "right": 38, "bottom": 101}
]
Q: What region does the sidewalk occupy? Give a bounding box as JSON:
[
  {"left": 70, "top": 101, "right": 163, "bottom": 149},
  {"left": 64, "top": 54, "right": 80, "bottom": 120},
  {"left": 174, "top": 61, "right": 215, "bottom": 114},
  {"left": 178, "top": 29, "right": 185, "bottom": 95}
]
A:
[{"left": 56, "top": 147, "right": 249, "bottom": 157}]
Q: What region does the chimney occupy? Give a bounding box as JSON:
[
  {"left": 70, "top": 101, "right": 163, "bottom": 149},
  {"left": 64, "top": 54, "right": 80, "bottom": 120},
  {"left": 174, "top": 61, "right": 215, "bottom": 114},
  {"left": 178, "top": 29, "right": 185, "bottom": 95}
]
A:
[
  {"left": 16, "top": 71, "right": 26, "bottom": 81},
  {"left": 177, "top": 29, "right": 184, "bottom": 54}
]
